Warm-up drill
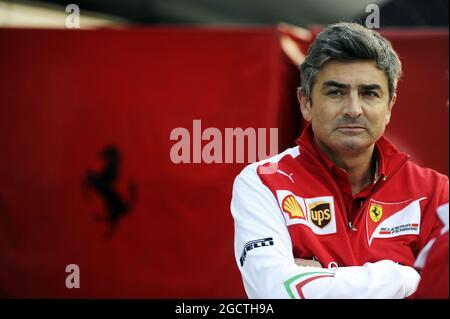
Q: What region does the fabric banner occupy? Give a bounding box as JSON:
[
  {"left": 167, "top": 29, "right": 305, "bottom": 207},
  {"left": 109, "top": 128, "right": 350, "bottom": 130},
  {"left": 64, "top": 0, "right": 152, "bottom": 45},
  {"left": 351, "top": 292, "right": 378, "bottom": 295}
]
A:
[{"left": 0, "top": 27, "right": 447, "bottom": 297}]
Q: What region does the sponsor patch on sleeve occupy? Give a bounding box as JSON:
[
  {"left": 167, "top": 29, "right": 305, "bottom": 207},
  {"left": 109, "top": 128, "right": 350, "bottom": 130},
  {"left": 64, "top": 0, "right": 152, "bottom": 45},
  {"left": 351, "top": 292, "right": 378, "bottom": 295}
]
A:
[
  {"left": 276, "top": 191, "right": 336, "bottom": 235},
  {"left": 239, "top": 237, "right": 274, "bottom": 267}
]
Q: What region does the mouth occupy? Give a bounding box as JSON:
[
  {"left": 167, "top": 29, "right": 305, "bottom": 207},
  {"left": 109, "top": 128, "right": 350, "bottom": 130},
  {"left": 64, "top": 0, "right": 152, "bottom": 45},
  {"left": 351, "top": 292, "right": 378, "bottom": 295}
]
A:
[{"left": 336, "top": 126, "right": 366, "bottom": 134}]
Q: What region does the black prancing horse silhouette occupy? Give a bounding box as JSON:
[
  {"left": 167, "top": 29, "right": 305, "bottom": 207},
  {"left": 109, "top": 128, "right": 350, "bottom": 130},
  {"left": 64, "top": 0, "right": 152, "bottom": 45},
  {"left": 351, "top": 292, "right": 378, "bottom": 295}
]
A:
[
  {"left": 83, "top": 145, "right": 136, "bottom": 239},
  {"left": 372, "top": 206, "right": 380, "bottom": 218}
]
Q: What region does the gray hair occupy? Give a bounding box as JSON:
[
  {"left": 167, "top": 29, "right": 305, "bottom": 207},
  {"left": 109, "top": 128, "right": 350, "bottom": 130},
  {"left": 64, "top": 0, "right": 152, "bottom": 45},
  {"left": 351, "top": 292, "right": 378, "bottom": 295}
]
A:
[{"left": 299, "top": 22, "right": 402, "bottom": 102}]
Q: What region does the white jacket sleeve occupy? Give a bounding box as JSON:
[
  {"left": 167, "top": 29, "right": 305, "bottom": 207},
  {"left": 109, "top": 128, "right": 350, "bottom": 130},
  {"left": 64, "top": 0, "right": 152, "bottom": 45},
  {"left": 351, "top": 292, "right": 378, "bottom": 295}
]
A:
[{"left": 231, "top": 165, "right": 420, "bottom": 299}]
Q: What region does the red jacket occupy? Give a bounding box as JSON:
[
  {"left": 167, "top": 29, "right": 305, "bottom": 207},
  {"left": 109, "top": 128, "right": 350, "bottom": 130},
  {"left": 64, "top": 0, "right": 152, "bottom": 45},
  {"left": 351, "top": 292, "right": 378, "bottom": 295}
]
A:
[
  {"left": 231, "top": 125, "right": 448, "bottom": 298},
  {"left": 413, "top": 203, "right": 449, "bottom": 298},
  {"left": 258, "top": 125, "right": 448, "bottom": 268}
]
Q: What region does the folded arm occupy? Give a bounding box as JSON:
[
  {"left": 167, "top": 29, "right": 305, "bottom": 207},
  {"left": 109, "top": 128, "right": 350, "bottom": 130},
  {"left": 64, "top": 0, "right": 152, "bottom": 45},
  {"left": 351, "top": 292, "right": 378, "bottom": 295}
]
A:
[{"left": 231, "top": 167, "right": 420, "bottom": 299}]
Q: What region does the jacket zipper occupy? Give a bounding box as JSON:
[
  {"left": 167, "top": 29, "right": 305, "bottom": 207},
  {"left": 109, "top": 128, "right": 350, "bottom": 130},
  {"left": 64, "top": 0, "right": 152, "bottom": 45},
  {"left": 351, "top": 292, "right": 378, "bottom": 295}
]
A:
[
  {"left": 350, "top": 155, "right": 410, "bottom": 229},
  {"left": 300, "top": 146, "right": 352, "bottom": 228},
  {"left": 299, "top": 145, "right": 409, "bottom": 229}
]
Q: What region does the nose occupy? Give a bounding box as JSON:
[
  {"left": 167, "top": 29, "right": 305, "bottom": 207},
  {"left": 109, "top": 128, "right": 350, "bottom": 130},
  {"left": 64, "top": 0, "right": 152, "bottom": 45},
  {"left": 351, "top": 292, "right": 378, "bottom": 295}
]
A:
[{"left": 343, "top": 91, "right": 363, "bottom": 118}]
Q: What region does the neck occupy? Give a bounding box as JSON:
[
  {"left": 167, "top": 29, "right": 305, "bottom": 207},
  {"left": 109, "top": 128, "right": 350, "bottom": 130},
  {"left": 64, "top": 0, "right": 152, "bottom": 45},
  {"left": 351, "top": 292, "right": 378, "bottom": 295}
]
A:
[{"left": 315, "top": 138, "right": 376, "bottom": 195}]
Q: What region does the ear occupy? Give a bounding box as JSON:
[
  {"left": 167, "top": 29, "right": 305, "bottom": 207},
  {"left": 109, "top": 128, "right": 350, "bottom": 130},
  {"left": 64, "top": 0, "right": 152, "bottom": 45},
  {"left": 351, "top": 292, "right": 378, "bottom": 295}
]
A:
[
  {"left": 385, "top": 93, "right": 397, "bottom": 125},
  {"left": 297, "top": 89, "right": 312, "bottom": 122}
]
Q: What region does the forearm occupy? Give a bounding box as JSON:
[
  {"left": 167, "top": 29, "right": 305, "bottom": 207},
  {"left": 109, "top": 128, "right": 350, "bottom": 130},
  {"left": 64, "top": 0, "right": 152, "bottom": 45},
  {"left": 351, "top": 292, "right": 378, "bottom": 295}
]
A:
[
  {"left": 242, "top": 256, "right": 419, "bottom": 299},
  {"left": 232, "top": 167, "right": 420, "bottom": 299}
]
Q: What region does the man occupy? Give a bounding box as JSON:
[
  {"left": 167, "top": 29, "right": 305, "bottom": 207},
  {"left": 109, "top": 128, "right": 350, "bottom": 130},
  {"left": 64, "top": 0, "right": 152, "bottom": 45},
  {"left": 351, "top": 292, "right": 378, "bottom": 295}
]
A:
[{"left": 231, "top": 22, "right": 448, "bottom": 299}]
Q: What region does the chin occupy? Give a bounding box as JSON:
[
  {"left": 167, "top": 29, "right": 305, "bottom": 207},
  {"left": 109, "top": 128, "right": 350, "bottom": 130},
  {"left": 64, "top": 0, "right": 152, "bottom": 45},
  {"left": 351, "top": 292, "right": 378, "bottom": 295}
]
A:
[{"left": 339, "top": 138, "right": 371, "bottom": 153}]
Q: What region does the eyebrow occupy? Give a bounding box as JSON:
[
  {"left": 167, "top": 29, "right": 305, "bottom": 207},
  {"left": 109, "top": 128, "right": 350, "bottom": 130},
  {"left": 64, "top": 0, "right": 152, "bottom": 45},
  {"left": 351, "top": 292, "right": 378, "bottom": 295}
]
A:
[
  {"left": 322, "top": 80, "right": 382, "bottom": 91},
  {"left": 359, "top": 84, "right": 382, "bottom": 91},
  {"left": 322, "top": 80, "right": 349, "bottom": 89}
]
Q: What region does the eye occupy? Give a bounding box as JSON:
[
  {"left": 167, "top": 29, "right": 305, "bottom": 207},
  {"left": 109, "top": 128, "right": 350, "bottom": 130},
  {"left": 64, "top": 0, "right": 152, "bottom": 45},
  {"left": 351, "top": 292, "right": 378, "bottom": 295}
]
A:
[
  {"left": 327, "top": 90, "right": 343, "bottom": 96},
  {"left": 362, "top": 90, "right": 380, "bottom": 98}
]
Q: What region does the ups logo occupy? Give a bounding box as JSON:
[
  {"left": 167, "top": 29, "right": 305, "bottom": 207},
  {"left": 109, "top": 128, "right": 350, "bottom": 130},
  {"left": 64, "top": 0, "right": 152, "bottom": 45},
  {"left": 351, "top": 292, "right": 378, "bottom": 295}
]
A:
[{"left": 309, "top": 202, "right": 332, "bottom": 228}]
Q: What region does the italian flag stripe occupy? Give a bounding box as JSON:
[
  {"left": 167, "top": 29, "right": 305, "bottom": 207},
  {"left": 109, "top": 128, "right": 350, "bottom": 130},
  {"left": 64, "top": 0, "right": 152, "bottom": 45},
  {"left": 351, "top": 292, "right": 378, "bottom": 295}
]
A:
[{"left": 284, "top": 271, "right": 334, "bottom": 299}]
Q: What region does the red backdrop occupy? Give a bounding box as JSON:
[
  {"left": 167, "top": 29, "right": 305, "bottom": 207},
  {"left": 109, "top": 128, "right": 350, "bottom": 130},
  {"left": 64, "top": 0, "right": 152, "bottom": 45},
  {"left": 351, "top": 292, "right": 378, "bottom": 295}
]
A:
[{"left": 0, "top": 27, "right": 447, "bottom": 298}]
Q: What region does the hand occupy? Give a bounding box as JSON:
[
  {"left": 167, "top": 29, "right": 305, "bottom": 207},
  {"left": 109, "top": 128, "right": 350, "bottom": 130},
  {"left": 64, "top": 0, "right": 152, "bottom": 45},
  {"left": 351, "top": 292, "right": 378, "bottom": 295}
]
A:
[{"left": 295, "top": 258, "right": 323, "bottom": 268}]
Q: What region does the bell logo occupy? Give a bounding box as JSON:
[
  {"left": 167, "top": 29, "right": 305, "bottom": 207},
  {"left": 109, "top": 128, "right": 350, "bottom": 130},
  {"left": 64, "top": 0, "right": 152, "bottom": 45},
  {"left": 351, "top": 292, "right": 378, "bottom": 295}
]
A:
[{"left": 309, "top": 202, "right": 332, "bottom": 228}]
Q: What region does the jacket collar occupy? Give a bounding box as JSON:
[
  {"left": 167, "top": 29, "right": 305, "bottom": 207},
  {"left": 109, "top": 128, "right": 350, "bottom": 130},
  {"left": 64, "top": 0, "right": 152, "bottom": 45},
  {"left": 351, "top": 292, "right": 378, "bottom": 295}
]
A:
[{"left": 295, "top": 124, "right": 409, "bottom": 179}]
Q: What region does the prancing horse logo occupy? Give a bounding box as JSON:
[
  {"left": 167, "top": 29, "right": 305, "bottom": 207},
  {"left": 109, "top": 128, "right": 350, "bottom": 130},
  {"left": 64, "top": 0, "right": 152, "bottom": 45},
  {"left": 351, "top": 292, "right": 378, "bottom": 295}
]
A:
[
  {"left": 83, "top": 145, "right": 137, "bottom": 239},
  {"left": 369, "top": 203, "right": 383, "bottom": 223}
]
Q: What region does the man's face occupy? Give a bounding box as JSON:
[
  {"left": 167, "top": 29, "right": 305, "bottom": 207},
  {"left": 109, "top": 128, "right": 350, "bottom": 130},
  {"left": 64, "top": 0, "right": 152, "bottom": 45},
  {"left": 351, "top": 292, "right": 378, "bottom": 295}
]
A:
[{"left": 300, "top": 60, "right": 396, "bottom": 156}]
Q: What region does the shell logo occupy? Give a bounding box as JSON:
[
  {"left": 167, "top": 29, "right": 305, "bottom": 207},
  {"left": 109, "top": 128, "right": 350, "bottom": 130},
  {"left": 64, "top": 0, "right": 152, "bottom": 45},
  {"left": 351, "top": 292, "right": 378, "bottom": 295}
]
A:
[{"left": 282, "top": 195, "right": 305, "bottom": 220}]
